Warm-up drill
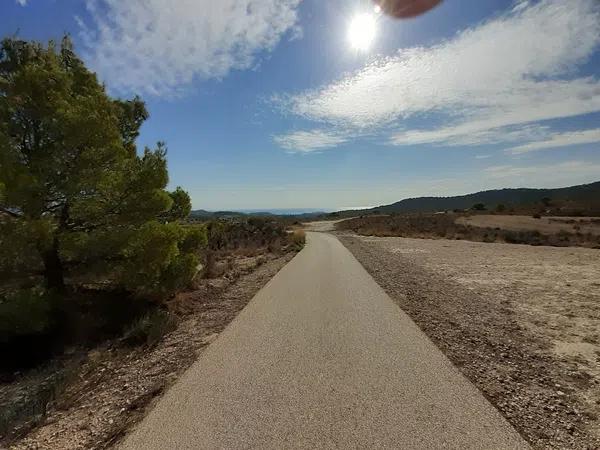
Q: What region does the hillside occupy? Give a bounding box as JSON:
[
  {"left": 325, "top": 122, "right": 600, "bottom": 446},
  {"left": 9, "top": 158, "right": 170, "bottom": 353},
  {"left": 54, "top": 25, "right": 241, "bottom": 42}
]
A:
[
  {"left": 190, "top": 209, "right": 325, "bottom": 220},
  {"left": 189, "top": 210, "right": 273, "bottom": 219},
  {"left": 341, "top": 181, "right": 600, "bottom": 216}
]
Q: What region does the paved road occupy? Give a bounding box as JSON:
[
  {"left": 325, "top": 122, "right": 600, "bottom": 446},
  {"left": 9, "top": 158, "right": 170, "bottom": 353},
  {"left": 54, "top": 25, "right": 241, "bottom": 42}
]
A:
[{"left": 121, "top": 232, "right": 528, "bottom": 449}]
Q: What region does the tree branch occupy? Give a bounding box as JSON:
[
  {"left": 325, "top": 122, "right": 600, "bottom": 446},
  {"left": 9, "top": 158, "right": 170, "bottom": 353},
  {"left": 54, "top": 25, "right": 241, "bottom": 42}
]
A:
[{"left": 0, "top": 206, "right": 22, "bottom": 218}]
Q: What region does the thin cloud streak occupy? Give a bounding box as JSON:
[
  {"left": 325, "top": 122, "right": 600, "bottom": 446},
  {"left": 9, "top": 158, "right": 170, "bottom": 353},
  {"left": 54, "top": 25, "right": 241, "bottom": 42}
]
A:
[
  {"left": 273, "top": 130, "right": 349, "bottom": 153},
  {"left": 507, "top": 128, "right": 600, "bottom": 154}
]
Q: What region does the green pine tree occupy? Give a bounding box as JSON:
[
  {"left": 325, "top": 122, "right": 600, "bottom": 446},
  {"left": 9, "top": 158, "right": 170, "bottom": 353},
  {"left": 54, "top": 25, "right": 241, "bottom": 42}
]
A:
[{"left": 0, "top": 36, "right": 205, "bottom": 301}]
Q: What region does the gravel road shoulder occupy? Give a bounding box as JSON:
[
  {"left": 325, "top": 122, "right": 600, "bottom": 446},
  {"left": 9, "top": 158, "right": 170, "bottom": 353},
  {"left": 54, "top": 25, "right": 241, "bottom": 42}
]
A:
[{"left": 337, "top": 233, "right": 600, "bottom": 450}]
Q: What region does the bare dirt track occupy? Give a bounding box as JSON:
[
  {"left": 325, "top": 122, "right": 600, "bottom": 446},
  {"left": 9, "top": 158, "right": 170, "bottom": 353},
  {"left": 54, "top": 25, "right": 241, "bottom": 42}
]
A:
[{"left": 338, "top": 233, "right": 600, "bottom": 449}]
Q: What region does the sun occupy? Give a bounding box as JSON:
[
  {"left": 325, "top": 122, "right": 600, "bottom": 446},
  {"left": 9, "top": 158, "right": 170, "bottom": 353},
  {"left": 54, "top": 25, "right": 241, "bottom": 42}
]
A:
[{"left": 347, "top": 13, "right": 377, "bottom": 51}]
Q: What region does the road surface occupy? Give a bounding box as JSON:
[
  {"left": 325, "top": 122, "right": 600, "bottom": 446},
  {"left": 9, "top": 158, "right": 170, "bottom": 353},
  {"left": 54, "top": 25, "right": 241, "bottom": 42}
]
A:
[{"left": 120, "top": 232, "right": 528, "bottom": 449}]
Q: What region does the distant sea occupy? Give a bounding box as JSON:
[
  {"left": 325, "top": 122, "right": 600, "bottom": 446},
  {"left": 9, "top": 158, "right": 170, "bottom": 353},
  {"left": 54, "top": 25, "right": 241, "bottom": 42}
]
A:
[{"left": 237, "top": 208, "right": 331, "bottom": 215}]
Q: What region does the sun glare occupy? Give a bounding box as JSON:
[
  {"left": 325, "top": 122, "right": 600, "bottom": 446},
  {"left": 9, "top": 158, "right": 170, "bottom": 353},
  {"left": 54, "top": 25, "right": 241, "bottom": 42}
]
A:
[{"left": 347, "top": 13, "right": 377, "bottom": 51}]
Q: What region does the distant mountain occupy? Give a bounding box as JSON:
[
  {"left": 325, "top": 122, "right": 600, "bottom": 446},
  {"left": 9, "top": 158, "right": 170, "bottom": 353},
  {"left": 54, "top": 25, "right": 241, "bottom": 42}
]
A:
[
  {"left": 189, "top": 209, "right": 213, "bottom": 218},
  {"left": 189, "top": 208, "right": 327, "bottom": 219},
  {"left": 238, "top": 208, "right": 330, "bottom": 216},
  {"left": 189, "top": 210, "right": 251, "bottom": 219},
  {"left": 335, "top": 181, "right": 600, "bottom": 215},
  {"left": 191, "top": 182, "right": 600, "bottom": 220}
]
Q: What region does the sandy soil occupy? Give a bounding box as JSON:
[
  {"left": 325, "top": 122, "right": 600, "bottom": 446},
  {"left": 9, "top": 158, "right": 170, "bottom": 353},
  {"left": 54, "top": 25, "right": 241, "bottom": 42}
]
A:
[
  {"left": 338, "top": 233, "right": 600, "bottom": 449},
  {"left": 304, "top": 219, "right": 347, "bottom": 232},
  {"left": 3, "top": 252, "right": 295, "bottom": 450},
  {"left": 457, "top": 215, "right": 600, "bottom": 235}
]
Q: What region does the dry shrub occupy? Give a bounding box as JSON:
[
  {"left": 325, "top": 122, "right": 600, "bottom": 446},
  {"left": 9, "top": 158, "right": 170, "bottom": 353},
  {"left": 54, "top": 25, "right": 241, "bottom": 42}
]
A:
[
  {"left": 337, "top": 214, "right": 600, "bottom": 249},
  {"left": 290, "top": 230, "right": 306, "bottom": 251},
  {"left": 255, "top": 256, "right": 267, "bottom": 267}
]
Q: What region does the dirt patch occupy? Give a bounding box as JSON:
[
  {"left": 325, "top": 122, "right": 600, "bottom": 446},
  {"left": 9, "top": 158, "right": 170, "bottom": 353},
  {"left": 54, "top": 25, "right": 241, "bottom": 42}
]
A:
[
  {"left": 303, "top": 220, "right": 347, "bottom": 232},
  {"left": 2, "top": 252, "right": 295, "bottom": 450},
  {"left": 457, "top": 215, "right": 600, "bottom": 235},
  {"left": 338, "top": 233, "right": 600, "bottom": 450}
]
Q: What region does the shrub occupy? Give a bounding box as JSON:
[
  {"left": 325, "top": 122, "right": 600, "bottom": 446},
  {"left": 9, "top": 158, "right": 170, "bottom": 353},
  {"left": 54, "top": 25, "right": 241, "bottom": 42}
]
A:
[
  {"left": 532, "top": 213, "right": 541, "bottom": 219},
  {"left": 180, "top": 226, "right": 208, "bottom": 253},
  {"left": 123, "top": 309, "right": 177, "bottom": 347},
  {"left": 290, "top": 230, "right": 306, "bottom": 251},
  {"left": 0, "top": 288, "right": 53, "bottom": 343},
  {"left": 0, "top": 220, "right": 43, "bottom": 278},
  {"left": 482, "top": 232, "right": 496, "bottom": 243},
  {"left": 0, "top": 359, "right": 80, "bottom": 438},
  {"left": 503, "top": 230, "right": 543, "bottom": 245},
  {"left": 120, "top": 222, "right": 203, "bottom": 301},
  {"left": 256, "top": 256, "right": 267, "bottom": 266},
  {"left": 557, "top": 229, "right": 571, "bottom": 242},
  {"left": 267, "top": 238, "right": 282, "bottom": 253},
  {"left": 205, "top": 219, "right": 287, "bottom": 252}
]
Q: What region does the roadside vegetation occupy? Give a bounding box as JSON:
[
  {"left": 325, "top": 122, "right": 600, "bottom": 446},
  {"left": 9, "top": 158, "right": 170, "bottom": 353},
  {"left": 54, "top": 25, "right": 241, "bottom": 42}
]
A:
[
  {"left": 290, "top": 229, "right": 306, "bottom": 251},
  {"left": 0, "top": 35, "right": 204, "bottom": 369},
  {"left": 336, "top": 213, "right": 600, "bottom": 249},
  {"left": 0, "top": 37, "right": 302, "bottom": 444}
]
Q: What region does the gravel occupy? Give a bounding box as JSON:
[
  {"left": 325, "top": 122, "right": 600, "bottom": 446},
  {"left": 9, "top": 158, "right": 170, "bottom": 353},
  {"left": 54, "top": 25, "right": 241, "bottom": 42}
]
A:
[{"left": 338, "top": 233, "right": 600, "bottom": 450}]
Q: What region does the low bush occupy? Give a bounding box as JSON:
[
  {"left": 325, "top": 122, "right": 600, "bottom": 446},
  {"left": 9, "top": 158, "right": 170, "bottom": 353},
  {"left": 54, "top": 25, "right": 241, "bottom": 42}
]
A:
[
  {"left": 290, "top": 230, "right": 306, "bottom": 251},
  {"left": 0, "top": 288, "right": 54, "bottom": 343},
  {"left": 0, "top": 359, "right": 80, "bottom": 439},
  {"left": 503, "top": 230, "right": 543, "bottom": 245},
  {"left": 120, "top": 222, "right": 205, "bottom": 301},
  {"left": 205, "top": 218, "right": 288, "bottom": 252},
  {"left": 336, "top": 214, "right": 600, "bottom": 249},
  {"left": 122, "top": 309, "right": 177, "bottom": 347},
  {"left": 256, "top": 255, "right": 267, "bottom": 266}
]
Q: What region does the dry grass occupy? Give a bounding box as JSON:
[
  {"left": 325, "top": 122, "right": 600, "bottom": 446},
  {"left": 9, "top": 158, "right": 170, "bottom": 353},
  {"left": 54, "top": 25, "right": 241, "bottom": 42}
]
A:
[
  {"left": 336, "top": 214, "right": 600, "bottom": 249},
  {"left": 290, "top": 230, "right": 306, "bottom": 250},
  {"left": 457, "top": 215, "right": 600, "bottom": 235}
]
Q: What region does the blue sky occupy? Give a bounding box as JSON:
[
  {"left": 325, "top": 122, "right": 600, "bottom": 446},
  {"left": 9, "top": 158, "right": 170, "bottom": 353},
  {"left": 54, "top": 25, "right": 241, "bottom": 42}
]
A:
[{"left": 2, "top": 0, "right": 599, "bottom": 210}]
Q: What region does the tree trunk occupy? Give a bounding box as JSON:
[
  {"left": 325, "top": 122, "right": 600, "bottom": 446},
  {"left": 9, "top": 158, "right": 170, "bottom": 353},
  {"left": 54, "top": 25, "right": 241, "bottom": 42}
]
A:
[{"left": 41, "top": 237, "right": 65, "bottom": 291}]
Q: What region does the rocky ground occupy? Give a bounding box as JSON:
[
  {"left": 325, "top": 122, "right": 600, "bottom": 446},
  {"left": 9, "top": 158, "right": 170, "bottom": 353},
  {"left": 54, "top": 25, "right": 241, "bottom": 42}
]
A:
[
  {"left": 2, "top": 252, "right": 295, "bottom": 450},
  {"left": 338, "top": 233, "right": 600, "bottom": 450}
]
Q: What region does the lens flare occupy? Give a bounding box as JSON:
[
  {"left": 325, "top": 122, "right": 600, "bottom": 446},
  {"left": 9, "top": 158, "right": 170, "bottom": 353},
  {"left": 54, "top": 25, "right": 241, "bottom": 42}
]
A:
[{"left": 347, "top": 13, "right": 377, "bottom": 51}]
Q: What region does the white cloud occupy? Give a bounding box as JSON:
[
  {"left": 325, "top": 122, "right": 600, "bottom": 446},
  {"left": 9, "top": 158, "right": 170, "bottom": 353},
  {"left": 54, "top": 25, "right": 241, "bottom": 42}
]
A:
[
  {"left": 78, "top": 0, "right": 301, "bottom": 96},
  {"left": 507, "top": 128, "right": 600, "bottom": 154},
  {"left": 391, "top": 124, "right": 551, "bottom": 147},
  {"left": 15, "top": 0, "right": 27, "bottom": 5},
  {"left": 275, "top": 0, "right": 600, "bottom": 149},
  {"left": 273, "top": 130, "right": 349, "bottom": 152},
  {"left": 512, "top": 1, "right": 530, "bottom": 13}
]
